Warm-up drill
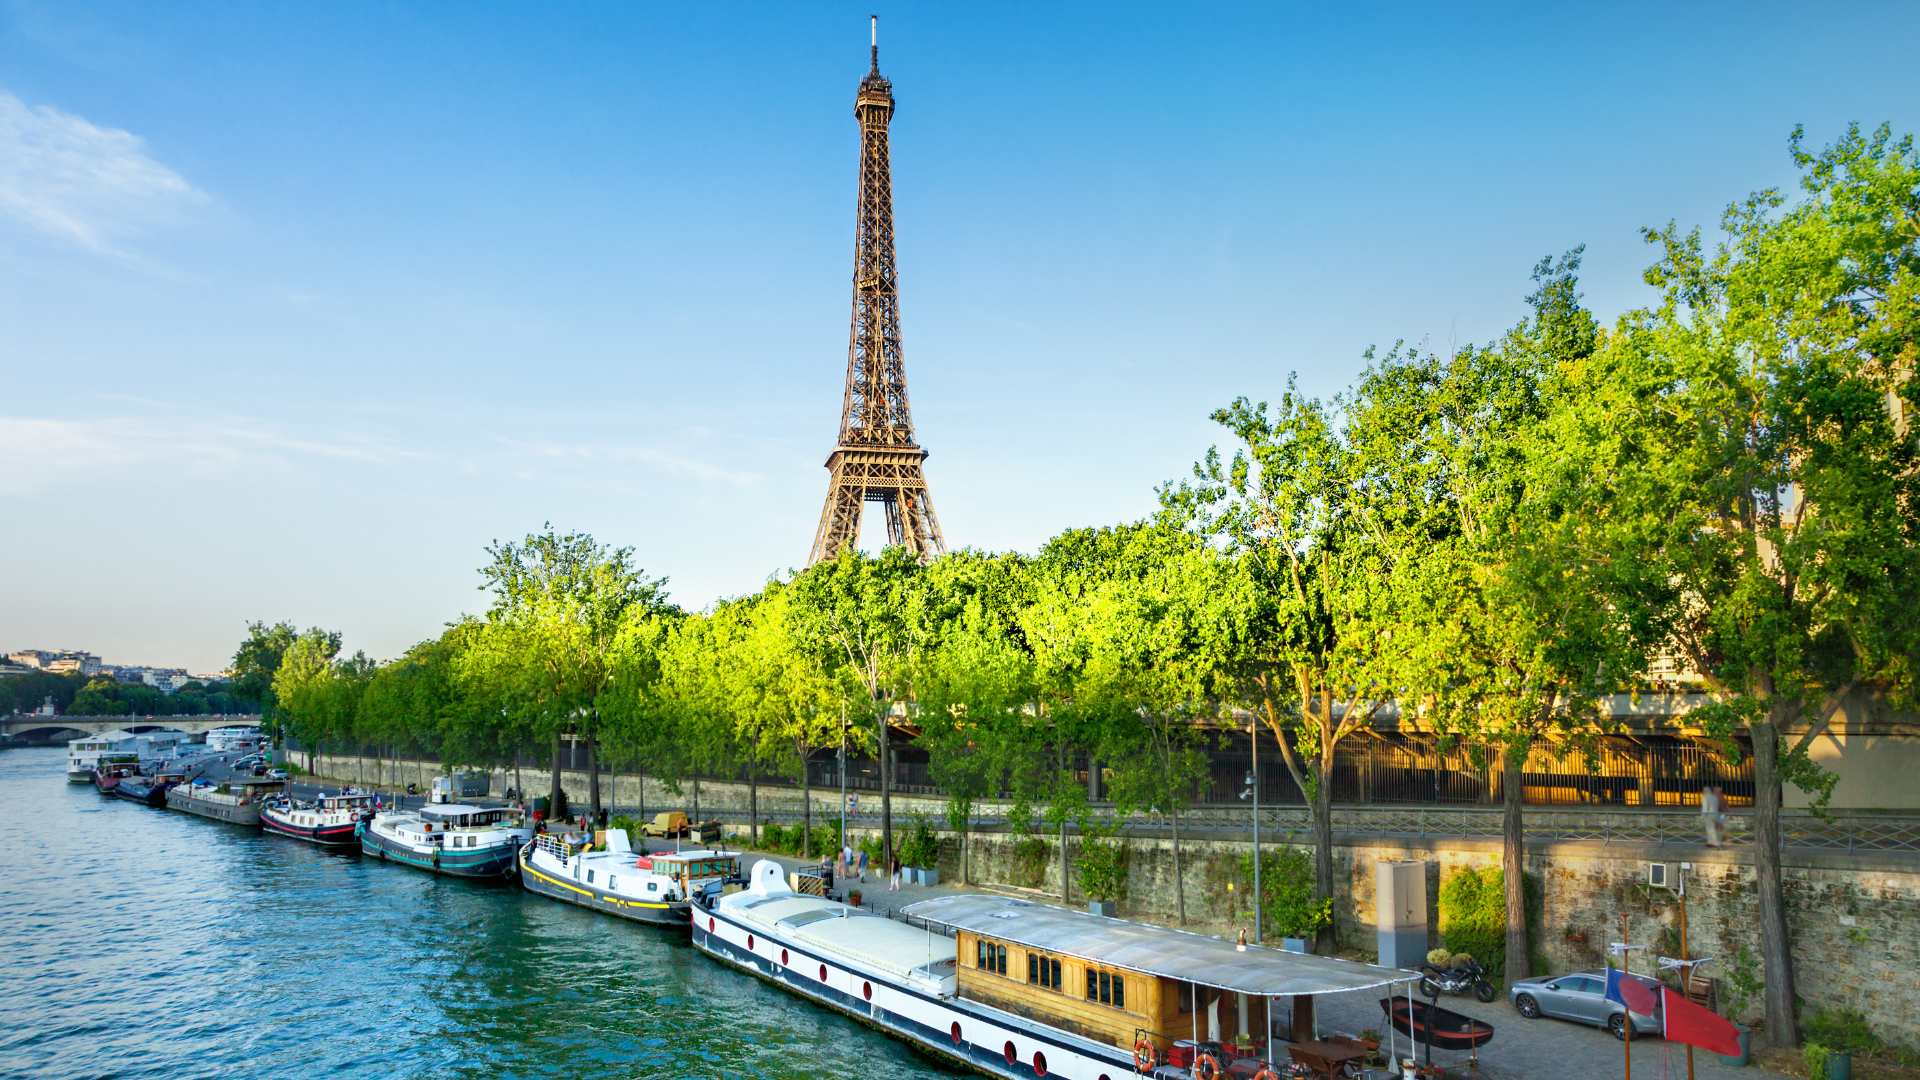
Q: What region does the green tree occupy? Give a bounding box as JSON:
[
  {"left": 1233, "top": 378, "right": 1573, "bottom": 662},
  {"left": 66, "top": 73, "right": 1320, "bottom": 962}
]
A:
[
  {"left": 270, "top": 627, "right": 343, "bottom": 772},
  {"left": 1561, "top": 125, "right": 1919, "bottom": 1045},
  {"left": 1167, "top": 385, "right": 1402, "bottom": 950},
  {"left": 790, "top": 545, "right": 927, "bottom": 865},
  {"left": 465, "top": 524, "right": 673, "bottom": 821},
  {"left": 231, "top": 620, "right": 298, "bottom": 734},
  {"left": 1350, "top": 252, "right": 1658, "bottom": 984},
  {"left": 916, "top": 550, "right": 1037, "bottom": 883}
]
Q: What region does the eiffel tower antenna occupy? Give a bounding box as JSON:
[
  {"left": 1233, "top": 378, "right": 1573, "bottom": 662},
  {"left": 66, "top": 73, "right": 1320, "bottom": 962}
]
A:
[{"left": 807, "top": 20, "right": 947, "bottom": 565}]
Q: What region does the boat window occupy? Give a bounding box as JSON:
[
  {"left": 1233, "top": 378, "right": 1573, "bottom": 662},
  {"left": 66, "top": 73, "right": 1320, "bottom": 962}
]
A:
[
  {"left": 974, "top": 941, "right": 1007, "bottom": 975},
  {"left": 587, "top": 870, "right": 595, "bottom": 884},
  {"left": 1027, "top": 953, "right": 1062, "bottom": 991},
  {"left": 609, "top": 877, "right": 618, "bottom": 890},
  {"left": 648, "top": 883, "right": 658, "bottom": 892},
  {"left": 1086, "top": 969, "right": 1125, "bottom": 1009}
]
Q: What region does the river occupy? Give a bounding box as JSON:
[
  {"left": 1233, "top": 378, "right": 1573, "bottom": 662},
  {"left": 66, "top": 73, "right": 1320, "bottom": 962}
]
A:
[{"left": 0, "top": 747, "right": 965, "bottom": 1079}]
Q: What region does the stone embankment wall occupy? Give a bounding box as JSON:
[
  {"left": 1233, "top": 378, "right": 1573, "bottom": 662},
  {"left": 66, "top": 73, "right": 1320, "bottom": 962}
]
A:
[{"left": 308, "top": 752, "right": 1919, "bottom": 1048}]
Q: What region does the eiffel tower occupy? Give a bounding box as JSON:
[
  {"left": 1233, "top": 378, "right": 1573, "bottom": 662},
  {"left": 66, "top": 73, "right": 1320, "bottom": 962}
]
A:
[{"left": 807, "top": 18, "right": 946, "bottom": 565}]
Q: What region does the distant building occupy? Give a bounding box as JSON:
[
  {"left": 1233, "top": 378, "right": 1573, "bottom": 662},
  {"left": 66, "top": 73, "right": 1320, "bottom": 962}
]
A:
[{"left": 9, "top": 650, "right": 102, "bottom": 676}]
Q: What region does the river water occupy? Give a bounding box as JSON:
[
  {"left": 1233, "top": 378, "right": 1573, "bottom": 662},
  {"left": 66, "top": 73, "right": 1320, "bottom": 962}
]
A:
[{"left": 0, "top": 747, "right": 963, "bottom": 1079}]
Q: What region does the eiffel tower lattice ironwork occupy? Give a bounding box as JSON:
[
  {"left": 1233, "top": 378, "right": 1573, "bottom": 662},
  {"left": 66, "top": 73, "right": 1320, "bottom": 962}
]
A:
[{"left": 807, "top": 19, "right": 946, "bottom": 566}]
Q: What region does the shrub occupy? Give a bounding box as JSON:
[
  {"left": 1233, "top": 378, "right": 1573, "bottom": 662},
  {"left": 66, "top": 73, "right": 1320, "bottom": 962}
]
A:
[
  {"left": 1014, "top": 836, "right": 1050, "bottom": 888},
  {"left": 1427, "top": 948, "right": 1454, "bottom": 968},
  {"left": 899, "top": 814, "right": 938, "bottom": 868},
  {"left": 1804, "top": 1042, "right": 1831, "bottom": 1080},
  {"left": 1076, "top": 833, "right": 1129, "bottom": 903},
  {"left": 1803, "top": 1007, "right": 1879, "bottom": 1055},
  {"left": 1720, "top": 945, "right": 1762, "bottom": 1022},
  {"left": 1436, "top": 865, "right": 1541, "bottom": 982},
  {"left": 1241, "top": 846, "right": 1333, "bottom": 940}
]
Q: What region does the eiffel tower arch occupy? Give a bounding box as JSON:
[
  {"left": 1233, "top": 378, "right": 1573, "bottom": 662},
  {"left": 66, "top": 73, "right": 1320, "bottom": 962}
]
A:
[{"left": 807, "top": 20, "right": 946, "bottom": 566}]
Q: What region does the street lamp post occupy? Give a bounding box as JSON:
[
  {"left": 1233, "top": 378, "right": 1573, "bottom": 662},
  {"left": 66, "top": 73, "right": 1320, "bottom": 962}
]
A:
[{"left": 1241, "top": 721, "right": 1262, "bottom": 945}]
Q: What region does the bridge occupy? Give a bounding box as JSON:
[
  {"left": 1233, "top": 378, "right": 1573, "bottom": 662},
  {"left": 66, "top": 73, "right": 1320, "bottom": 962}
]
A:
[{"left": 1, "top": 713, "right": 262, "bottom": 744}]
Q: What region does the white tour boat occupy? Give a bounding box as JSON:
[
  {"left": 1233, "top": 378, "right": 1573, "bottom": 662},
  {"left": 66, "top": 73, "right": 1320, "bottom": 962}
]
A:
[
  {"left": 693, "top": 860, "right": 1423, "bottom": 1080},
  {"left": 67, "top": 730, "right": 140, "bottom": 782},
  {"left": 360, "top": 802, "right": 530, "bottom": 878},
  {"left": 204, "top": 725, "right": 264, "bottom": 753},
  {"left": 517, "top": 829, "right": 739, "bottom": 926}
]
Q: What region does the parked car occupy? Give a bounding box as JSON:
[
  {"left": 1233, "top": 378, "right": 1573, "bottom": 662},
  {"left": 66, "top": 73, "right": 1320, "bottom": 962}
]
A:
[
  {"left": 265, "top": 768, "right": 288, "bottom": 781},
  {"left": 1509, "top": 971, "right": 1661, "bottom": 1039},
  {"left": 638, "top": 811, "right": 721, "bottom": 842}
]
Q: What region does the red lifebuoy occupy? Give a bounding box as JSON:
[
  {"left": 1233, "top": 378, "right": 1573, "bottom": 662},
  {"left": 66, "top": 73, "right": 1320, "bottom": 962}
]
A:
[
  {"left": 1132, "top": 1039, "right": 1158, "bottom": 1073},
  {"left": 1250, "top": 1067, "right": 1283, "bottom": 1080},
  {"left": 1193, "top": 1051, "right": 1224, "bottom": 1080}
]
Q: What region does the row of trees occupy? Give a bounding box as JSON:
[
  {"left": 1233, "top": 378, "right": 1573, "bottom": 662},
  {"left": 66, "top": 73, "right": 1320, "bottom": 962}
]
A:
[
  {"left": 0, "top": 669, "right": 258, "bottom": 717},
  {"left": 234, "top": 126, "right": 1915, "bottom": 1048}
]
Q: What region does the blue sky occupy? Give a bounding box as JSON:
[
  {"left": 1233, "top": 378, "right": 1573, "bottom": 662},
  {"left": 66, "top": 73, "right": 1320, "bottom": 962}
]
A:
[{"left": 4, "top": 2, "right": 1917, "bottom": 673}]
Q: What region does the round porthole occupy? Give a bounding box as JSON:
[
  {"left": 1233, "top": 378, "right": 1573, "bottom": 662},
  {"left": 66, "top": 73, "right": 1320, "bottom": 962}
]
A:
[
  {"left": 1003, "top": 1041, "right": 1017, "bottom": 1065},
  {"left": 818, "top": 964, "right": 828, "bottom": 981},
  {"left": 1033, "top": 1051, "right": 1047, "bottom": 1077},
  {"left": 949, "top": 1021, "right": 962, "bottom": 1044},
  {"left": 780, "top": 948, "right": 789, "bottom": 965},
  {"left": 747, "top": 934, "right": 755, "bottom": 950},
  {"left": 862, "top": 981, "right": 873, "bottom": 1001}
]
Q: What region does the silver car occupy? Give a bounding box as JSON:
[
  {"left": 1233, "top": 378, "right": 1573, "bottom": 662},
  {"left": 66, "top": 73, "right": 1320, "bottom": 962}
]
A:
[{"left": 1509, "top": 971, "right": 1661, "bottom": 1039}]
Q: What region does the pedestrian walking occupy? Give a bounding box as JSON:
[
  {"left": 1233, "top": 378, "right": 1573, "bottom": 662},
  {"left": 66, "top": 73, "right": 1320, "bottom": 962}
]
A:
[
  {"left": 857, "top": 847, "right": 868, "bottom": 882},
  {"left": 1702, "top": 785, "right": 1727, "bottom": 847},
  {"left": 889, "top": 855, "right": 901, "bottom": 892}
]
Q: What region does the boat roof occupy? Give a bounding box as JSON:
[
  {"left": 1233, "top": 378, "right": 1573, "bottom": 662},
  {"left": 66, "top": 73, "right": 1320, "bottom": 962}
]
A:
[
  {"left": 901, "top": 893, "right": 1418, "bottom": 998},
  {"left": 420, "top": 803, "right": 501, "bottom": 817},
  {"left": 734, "top": 894, "right": 950, "bottom": 980}
]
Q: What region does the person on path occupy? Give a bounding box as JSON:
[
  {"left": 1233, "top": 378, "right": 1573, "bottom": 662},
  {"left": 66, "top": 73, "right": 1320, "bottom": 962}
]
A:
[
  {"left": 857, "top": 848, "right": 868, "bottom": 882},
  {"left": 889, "top": 856, "right": 901, "bottom": 892},
  {"left": 1702, "top": 785, "right": 1727, "bottom": 847}
]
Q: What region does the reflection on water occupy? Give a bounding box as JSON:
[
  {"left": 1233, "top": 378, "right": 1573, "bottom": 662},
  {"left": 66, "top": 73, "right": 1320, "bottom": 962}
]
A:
[{"left": 0, "top": 748, "right": 963, "bottom": 1079}]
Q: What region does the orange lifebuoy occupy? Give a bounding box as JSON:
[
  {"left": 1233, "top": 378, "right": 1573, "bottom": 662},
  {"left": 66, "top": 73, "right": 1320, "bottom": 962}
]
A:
[
  {"left": 1132, "top": 1038, "right": 1158, "bottom": 1073},
  {"left": 1193, "top": 1051, "right": 1224, "bottom": 1080},
  {"left": 1251, "top": 1067, "right": 1283, "bottom": 1080}
]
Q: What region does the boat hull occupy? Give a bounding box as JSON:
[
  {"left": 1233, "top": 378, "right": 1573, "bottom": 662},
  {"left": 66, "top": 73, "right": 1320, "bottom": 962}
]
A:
[
  {"left": 67, "top": 770, "right": 93, "bottom": 783},
  {"left": 517, "top": 847, "right": 688, "bottom": 925},
  {"left": 361, "top": 827, "right": 516, "bottom": 879},
  {"left": 166, "top": 788, "right": 264, "bottom": 826},
  {"left": 113, "top": 780, "right": 172, "bottom": 807},
  {"left": 1381, "top": 997, "right": 1496, "bottom": 1051},
  {"left": 691, "top": 902, "right": 1134, "bottom": 1080},
  {"left": 260, "top": 811, "right": 362, "bottom": 847}
]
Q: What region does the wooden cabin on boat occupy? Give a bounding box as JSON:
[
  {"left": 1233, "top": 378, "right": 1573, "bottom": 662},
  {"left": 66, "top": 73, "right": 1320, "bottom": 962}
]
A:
[{"left": 906, "top": 893, "right": 1418, "bottom": 1068}]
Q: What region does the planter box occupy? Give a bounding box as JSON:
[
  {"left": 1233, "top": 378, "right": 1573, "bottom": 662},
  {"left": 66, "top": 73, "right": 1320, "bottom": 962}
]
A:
[
  {"left": 1282, "top": 937, "right": 1313, "bottom": 954},
  {"left": 1717, "top": 1026, "right": 1751, "bottom": 1067},
  {"left": 916, "top": 866, "right": 938, "bottom": 887},
  {"left": 1087, "top": 900, "right": 1116, "bottom": 917}
]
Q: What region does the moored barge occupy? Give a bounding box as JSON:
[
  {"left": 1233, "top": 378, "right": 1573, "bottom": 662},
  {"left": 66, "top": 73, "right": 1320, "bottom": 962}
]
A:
[
  {"left": 693, "top": 860, "right": 1423, "bottom": 1080},
  {"left": 360, "top": 802, "right": 529, "bottom": 878},
  {"left": 260, "top": 790, "right": 375, "bottom": 847},
  {"left": 167, "top": 777, "right": 285, "bottom": 826},
  {"left": 518, "top": 830, "right": 738, "bottom": 925}
]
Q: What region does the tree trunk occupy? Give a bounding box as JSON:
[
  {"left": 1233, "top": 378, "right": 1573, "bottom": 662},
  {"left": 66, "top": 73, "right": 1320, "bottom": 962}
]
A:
[
  {"left": 878, "top": 704, "right": 893, "bottom": 867},
  {"left": 549, "top": 732, "right": 563, "bottom": 817},
  {"left": 1311, "top": 759, "right": 1336, "bottom": 953},
  {"left": 588, "top": 734, "right": 602, "bottom": 823},
  {"left": 749, "top": 768, "right": 759, "bottom": 844},
  {"left": 961, "top": 823, "right": 970, "bottom": 885},
  {"left": 1060, "top": 816, "right": 1070, "bottom": 904},
  {"left": 801, "top": 759, "right": 813, "bottom": 858},
  {"left": 692, "top": 774, "right": 701, "bottom": 821},
  {"left": 1752, "top": 718, "right": 1800, "bottom": 1046},
  {"left": 637, "top": 770, "right": 646, "bottom": 818},
  {"left": 512, "top": 758, "right": 522, "bottom": 804},
  {"left": 1172, "top": 805, "right": 1186, "bottom": 926},
  {"left": 1502, "top": 745, "right": 1530, "bottom": 985}
]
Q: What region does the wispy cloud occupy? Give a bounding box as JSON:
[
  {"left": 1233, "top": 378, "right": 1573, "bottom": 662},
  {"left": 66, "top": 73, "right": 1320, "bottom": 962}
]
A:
[
  {"left": 500, "top": 438, "right": 763, "bottom": 488},
  {"left": 0, "top": 87, "right": 204, "bottom": 255}
]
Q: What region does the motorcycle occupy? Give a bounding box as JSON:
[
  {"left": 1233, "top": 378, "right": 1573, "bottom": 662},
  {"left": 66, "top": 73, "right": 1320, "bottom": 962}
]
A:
[{"left": 1419, "top": 956, "right": 1497, "bottom": 1003}]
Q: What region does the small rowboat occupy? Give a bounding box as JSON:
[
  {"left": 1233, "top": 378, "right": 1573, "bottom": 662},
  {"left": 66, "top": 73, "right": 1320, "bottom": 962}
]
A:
[{"left": 1380, "top": 996, "right": 1496, "bottom": 1052}]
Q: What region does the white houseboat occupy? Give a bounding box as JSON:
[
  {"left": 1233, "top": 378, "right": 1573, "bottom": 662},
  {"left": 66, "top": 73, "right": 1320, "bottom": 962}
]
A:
[
  {"left": 360, "top": 802, "right": 530, "bottom": 878},
  {"left": 693, "top": 861, "right": 1422, "bottom": 1080},
  {"left": 204, "top": 725, "right": 264, "bottom": 753},
  {"left": 67, "top": 730, "right": 138, "bottom": 782},
  {"left": 518, "top": 830, "right": 739, "bottom": 926}
]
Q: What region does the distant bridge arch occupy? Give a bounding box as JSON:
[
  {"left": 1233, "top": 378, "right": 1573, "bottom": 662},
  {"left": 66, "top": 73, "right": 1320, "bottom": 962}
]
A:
[{"left": 1, "top": 714, "right": 262, "bottom": 743}]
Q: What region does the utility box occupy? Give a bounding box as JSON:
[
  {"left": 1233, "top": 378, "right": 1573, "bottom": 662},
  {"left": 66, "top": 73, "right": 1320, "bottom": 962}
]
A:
[{"left": 1376, "top": 860, "right": 1428, "bottom": 970}]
